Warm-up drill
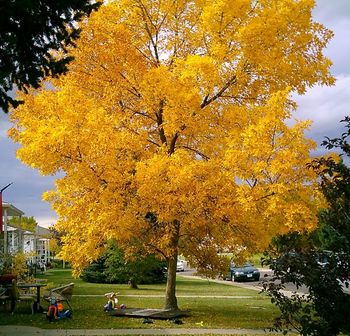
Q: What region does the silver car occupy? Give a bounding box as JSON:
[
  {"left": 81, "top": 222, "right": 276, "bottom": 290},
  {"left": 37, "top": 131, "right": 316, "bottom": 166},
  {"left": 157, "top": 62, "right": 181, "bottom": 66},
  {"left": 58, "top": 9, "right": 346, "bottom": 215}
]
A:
[{"left": 176, "top": 260, "right": 185, "bottom": 272}]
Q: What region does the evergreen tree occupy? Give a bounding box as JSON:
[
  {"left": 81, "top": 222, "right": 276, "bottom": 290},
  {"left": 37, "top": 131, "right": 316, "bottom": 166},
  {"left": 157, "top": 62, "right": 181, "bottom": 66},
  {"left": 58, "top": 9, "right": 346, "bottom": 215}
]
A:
[{"left": 0, "top": 0, "right": 100, "bottom": 112}]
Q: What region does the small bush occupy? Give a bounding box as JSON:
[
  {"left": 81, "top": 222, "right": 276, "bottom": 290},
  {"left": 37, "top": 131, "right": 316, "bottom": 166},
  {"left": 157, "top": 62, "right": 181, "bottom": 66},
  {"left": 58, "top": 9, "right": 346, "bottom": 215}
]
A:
[{"left": 80, "top": 243, "right": 166, "bottom": 285}]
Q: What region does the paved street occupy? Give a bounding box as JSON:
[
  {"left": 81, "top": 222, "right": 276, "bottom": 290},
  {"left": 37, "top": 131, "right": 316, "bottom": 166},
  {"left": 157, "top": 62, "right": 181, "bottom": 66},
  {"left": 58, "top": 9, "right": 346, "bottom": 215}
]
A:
[
  {"left": 179, "top": 268, "right": 299, "bottom": 298},
  {"left": 181, "top": 268, "right": 350, "bottom": 296}
]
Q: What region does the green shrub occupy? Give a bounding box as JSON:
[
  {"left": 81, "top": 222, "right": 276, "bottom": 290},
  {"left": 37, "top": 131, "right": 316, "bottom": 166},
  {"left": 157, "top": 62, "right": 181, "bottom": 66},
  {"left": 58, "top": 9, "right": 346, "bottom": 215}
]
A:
[{"left": 80, "top": 243, "right": 166, "bottom": 285}]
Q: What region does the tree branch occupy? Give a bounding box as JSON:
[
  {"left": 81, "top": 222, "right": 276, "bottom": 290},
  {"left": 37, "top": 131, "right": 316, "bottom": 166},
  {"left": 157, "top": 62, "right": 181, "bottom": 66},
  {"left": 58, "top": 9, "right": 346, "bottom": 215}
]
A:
[
  {"left": 118, "top": 71, "right": 142, "bottom": 98},
  {"left": 200, "top": 75, "right": 237, "bottom": 109},
  {"left": 180, "top": 145, "right": 210, "bottom": 160},
  {"left": 168, "top": 132, "right": 179, "bottom": 155},
  {"left": 254, "top": 192, "right": 276, "bottom": 202},
  {"left": 146, "top": 138, "right": 161, "bottom": 147},
  {"left": 156, "top": 100, "right": 167, "bottom": 145},
  {"left": 137, "top": 0, "right": 160, "bottom": 64}
]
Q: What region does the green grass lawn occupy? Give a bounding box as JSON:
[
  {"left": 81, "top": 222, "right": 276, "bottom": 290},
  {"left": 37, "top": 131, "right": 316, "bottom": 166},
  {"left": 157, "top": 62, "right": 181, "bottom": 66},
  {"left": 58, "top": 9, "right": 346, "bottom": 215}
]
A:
[{"left": 0, "top": 269, "right": 279, "bottom": 331}]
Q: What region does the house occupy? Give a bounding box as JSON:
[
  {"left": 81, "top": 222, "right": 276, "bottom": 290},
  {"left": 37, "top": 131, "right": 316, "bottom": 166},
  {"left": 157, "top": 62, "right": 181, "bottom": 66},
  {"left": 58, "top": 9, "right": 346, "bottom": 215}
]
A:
[
  {"left": 1, "top": 202, "right": 51, "bottom": 270},
  {"left": 0, "top": 202, "right": 24, "bottom": 255},
  {"left": 23, "top": 225, "right": 51, "bottom": 269}
]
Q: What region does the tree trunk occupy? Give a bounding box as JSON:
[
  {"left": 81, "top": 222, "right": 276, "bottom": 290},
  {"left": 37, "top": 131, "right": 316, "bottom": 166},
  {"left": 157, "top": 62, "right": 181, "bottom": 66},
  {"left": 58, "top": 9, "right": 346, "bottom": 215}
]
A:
[
  {"left": 128, "top": 278, "right": 138, "bottom": 289},
  {"left": 164, "top": 254, "right": 178, "bottom": 311},
  {"left": 164, "top": 220, "right": 180, "bottom": 311}
]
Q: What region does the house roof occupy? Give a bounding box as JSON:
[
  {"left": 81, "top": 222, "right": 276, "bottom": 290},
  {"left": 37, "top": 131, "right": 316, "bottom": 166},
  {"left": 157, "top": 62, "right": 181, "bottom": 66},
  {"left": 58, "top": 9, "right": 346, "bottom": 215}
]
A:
[
  {"left": 2, "top": 202, "right": 50, "bottom": 237},
  {"left": 23, "top": 225, "right": 51, "bottom": 237},
  {"left": 35, "top": 225, "right": 50, "bottom": 237},
  {"left": 2, "top": 202, "right": 25, "bottom": 217}
]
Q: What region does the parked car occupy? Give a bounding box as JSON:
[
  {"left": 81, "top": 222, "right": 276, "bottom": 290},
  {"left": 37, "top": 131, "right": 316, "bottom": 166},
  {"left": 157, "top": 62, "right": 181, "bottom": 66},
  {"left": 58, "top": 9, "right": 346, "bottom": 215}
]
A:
[
  {"left": 225, "top": 262, "right": 260, "bottom": 282},
  {"left": 318, "top": 250, "right": 350, "bottom": 281},
  {"left": 176, "top": 260, "right": 185, "bottom": 272}
]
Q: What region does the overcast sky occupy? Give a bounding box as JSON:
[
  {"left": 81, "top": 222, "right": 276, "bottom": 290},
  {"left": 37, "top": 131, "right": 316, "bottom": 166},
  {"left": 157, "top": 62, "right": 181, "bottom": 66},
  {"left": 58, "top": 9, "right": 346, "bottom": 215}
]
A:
[{"left": 1, "top": 0, "right": 350, "bottom": 228}]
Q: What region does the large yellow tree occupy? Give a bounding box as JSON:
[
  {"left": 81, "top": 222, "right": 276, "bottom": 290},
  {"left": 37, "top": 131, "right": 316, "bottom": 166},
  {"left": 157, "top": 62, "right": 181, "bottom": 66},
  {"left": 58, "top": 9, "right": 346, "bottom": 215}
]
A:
[{"left": 9, "top": 0, "right": 333, "bottom": 311}]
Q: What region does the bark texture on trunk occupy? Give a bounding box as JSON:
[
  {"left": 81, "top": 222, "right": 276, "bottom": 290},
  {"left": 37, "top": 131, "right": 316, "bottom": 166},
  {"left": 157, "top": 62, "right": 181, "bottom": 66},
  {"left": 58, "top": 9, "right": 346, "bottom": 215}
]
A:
[
  {"left": 164, "top": 255, "right": 178, "bottom": 310},
  {"left": 164, "top": 220, "right": 180, "bottom": 311}
]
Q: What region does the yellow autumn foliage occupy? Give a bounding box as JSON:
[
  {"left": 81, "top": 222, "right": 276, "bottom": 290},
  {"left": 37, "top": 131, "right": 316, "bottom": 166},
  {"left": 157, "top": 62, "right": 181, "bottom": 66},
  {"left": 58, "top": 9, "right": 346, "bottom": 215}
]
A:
[{"left": 9, "top": 0, "right": 333, "bottom": 303}]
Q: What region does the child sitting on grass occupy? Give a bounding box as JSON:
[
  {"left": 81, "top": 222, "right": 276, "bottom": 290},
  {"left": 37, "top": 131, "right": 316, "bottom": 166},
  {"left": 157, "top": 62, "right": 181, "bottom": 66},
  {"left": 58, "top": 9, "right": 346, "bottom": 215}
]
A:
[
  {"left": 103, "top": 292, "right": 126, "bottom": 312},
  {"left": 47, "top": 298, "right": 72, "bottom": 322}
]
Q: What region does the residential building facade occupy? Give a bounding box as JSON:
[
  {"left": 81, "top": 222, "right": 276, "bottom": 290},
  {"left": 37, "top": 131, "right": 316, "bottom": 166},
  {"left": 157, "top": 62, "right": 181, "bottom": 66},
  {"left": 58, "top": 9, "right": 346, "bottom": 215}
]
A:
[{"left": 1, "top": 202, "right": 51, "bottom": 271}]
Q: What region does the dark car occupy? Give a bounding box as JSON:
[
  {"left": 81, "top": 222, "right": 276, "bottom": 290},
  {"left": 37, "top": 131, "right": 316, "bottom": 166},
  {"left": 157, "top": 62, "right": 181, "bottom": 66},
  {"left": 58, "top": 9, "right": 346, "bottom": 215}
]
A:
[
  {"left": 226, "top": 262, "right": 260, "bottom": 282},
  {"left": 318, "top": 250, "right": 350, "bottom": 281}
]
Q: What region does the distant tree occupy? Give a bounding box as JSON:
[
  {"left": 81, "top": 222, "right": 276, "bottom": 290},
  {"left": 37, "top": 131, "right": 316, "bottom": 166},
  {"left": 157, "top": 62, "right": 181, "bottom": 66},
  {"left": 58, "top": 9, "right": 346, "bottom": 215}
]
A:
[
  {"left": 0, "top": 0, "right": 101, "bottom": 112},
  {"left": 9, "top": 215, "right": 37, "bottom": 232},
  {"left": 262, "top": 118, "right": 350, "bottom": 336},
  {"left": 49, "top": 226, "right": 64, "bottom": 258},
  {"left": 80, "top": 242, "right": 167, "bottom": 287}
]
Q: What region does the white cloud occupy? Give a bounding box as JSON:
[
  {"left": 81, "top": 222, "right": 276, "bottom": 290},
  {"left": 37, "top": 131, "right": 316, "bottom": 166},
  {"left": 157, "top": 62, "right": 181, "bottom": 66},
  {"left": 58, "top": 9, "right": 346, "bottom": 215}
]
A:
[
  {"left": 314, "top": 0, "right": 350, "bottom": 22},
  {"left": 294, "top": 75, "right": 350, "bottom": 142},
  {"left": 314, "top": 0, "right": 350, "bottom": 76},
  {"left": 1, "top": 111, "right": 58, "bottom": 225},
  {"left": 36, "top": 216, "right": 57, "bottom": 229},
  {"left": 288, "top": 0, "right": 350, "bottom": 156},
  {"left": 324, "top": 19, "right": 350, "bottom": 76}
]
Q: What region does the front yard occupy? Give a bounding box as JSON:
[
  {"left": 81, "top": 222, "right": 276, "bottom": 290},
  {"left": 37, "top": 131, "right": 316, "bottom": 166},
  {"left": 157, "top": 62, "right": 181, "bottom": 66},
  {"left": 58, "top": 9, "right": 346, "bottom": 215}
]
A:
[{"left": 0, "top": 268, "right": 279, "bottom": 331}]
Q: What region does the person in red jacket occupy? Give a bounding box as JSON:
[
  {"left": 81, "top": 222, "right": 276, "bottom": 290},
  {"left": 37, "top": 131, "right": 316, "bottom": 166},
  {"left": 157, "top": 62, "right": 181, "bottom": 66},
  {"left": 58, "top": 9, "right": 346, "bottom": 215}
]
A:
[{"left": 46, "top": 297, "right": 72, "bottom": 321}]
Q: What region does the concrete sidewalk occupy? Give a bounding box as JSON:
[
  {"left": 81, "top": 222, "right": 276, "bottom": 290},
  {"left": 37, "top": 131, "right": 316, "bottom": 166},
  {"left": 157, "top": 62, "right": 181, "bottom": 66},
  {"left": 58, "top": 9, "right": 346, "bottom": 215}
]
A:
[{"left": 0, "top": 325, "right": 291, "bottom": 335}]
